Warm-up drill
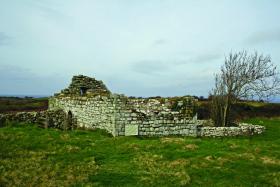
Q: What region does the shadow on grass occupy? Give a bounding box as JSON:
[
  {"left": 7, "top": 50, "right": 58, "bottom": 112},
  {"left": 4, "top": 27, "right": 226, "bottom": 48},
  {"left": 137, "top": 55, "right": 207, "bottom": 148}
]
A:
[{"left": 88, "top": 171, "right": 136, "bottom": 186}]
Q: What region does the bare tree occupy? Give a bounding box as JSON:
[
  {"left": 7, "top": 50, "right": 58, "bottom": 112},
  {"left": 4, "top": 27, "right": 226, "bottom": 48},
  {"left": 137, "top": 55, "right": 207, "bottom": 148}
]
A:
[{"left": 211, "top": 51, "right": 280, "bottom": 127}]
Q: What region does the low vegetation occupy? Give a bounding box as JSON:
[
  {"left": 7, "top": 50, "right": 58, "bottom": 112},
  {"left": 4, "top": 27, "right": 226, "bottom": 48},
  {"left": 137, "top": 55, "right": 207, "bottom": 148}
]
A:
[
  {"left": 197, "top": 100, "right": 280, "bottom": 120},
  {"left": 1, "top": 118, "right": 280, "bottom": 186},
  {"left": 0, "top": 97, "right": 48, "bottom": 113}
]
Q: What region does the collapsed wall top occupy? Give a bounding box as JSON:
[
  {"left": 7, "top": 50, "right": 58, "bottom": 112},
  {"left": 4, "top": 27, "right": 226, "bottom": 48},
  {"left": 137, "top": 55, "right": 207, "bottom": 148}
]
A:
[{"left": 57, "top": 75, "right": 110, "bottom": 96}]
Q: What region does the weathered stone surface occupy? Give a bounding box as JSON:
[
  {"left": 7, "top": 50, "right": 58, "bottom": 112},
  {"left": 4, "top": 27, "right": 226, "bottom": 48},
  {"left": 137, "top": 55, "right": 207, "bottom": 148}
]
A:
[
  {"left": 59, "top": 75, "right": 110, "bottom": 96},
  {"left": 197, "top": 123, "right": 265, "bottom": 137},
  {"left": 0, "top": 109, "right": 67, "bottom": 129}
]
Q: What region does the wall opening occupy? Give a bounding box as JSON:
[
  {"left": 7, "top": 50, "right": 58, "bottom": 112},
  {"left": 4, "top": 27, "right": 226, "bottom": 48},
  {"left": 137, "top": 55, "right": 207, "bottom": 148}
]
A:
[
  {"left": 67, "top": 111, "right": 73, "bottom": 130},
  {"left": 80, "top": 87, "right": 88, "bottom": 96}
]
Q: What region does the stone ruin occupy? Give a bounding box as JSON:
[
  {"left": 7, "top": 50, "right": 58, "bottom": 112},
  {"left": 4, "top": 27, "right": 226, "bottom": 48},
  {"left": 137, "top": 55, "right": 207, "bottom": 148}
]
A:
[
  {"left": 0, "top": 75, "right": 265, "bottom": 137},
  {"left": 59, "top": 75, "right": 110, "bottom": 96},
  {"left": 49, "top": 75, "right": 199, "bottom": 136},
  {"left": 47, "top": 75, "right": 265, "bottom": 137}
]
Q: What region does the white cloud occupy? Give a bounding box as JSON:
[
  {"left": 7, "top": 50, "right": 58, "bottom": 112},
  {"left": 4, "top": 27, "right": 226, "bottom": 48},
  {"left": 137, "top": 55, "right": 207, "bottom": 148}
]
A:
[
  {"left": 0, "top": 32, "right": 11, "bottom": 46},
  {"left": 246, "top": 30, "right": 280, "bottom": 45},
  {"left": 0, "top": 0, "right": 279, "bottom": 99}
]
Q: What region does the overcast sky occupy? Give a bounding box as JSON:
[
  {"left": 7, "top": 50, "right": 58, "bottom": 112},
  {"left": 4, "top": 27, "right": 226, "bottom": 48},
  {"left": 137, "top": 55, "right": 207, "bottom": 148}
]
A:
[{"left": 0, "top": 0, "right": 280, "bottom": 97}]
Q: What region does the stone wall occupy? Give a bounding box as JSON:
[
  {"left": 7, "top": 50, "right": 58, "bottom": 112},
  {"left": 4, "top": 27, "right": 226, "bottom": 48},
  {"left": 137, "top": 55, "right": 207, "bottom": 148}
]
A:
[
  {"left": 198, "top": 123, "right": 265, "bottom": 137},
  {"left": 0, "top": 109, "right": 265, "bottom": 137},
  {"left": 0, "top": 110, "right": 67, "bottom": 129},
  {"left": 59, "top": 75, "right": 110, "bottom": 96},
  {"left": 48, "top": 93, "right": 265, "bottom": 137},
  {"left": 49, "top": 95, "right": 118, "bottom": 135},
  {"left": 47, "top": 75, "right": 265, "bottom": 137},
  {"left": 124, "top": 97, "right": 197, "bottom": 136},
  {"left": 49, "top": 85, "right": 198, "bottom": 137}
]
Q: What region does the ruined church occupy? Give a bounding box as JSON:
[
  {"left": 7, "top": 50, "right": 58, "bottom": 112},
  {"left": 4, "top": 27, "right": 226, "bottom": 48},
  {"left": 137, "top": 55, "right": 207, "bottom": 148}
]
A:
[{"left": 49, "top": 75, "right": 198, "bottom": 136}]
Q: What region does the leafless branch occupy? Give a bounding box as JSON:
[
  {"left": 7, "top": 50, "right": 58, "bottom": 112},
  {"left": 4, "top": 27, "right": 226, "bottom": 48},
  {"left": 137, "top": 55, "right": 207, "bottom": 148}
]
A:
[{"left": 211, "top": 50, "right": 280, "bottom": 126}]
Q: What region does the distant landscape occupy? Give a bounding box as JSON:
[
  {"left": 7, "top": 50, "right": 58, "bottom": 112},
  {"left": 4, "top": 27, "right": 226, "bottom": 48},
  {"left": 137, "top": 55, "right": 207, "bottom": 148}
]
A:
[{"left": 0, "top": 97, "right": 48, "bottom": 113}]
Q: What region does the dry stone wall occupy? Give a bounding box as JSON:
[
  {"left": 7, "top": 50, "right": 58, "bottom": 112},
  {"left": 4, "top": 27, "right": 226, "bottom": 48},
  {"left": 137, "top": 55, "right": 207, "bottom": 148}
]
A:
[
  {"left": 0, "top": 110, "right": 67, "bottom": 129},
  {"left": 49, "top": 95, "right": 118, "bottom": 135},
  {"left": 198, "top": 123, "right": 265, "bottom": 137}
]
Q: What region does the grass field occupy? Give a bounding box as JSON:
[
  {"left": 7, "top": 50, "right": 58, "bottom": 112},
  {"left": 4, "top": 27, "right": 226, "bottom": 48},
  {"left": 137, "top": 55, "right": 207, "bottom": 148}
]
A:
[{"left": 0, "top": 118, "right": 279, "bottom": 186}]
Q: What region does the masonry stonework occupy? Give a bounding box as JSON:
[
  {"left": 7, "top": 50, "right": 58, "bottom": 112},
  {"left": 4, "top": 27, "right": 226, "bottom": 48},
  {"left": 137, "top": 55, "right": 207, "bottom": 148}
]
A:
[
  {"left": 49, "top": 88, "right": 198, "bottom": 136},
  {"left": 0, "top": 110, "right": 67, "bottom": 129},
  {"left": 46, "top": 75, "right": 265, "bottom": 137}
]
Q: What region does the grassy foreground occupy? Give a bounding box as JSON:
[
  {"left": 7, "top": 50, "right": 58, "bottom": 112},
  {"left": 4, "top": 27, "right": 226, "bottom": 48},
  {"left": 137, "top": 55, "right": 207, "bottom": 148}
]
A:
[{"left": 0, "top": 118, "right": 279, "bottom": 186}]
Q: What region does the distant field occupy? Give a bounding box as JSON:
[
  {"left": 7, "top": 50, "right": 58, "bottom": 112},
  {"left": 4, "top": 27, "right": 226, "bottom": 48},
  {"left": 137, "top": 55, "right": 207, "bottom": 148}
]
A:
[
  {"left": 0, "top": 118, "right": 279, "bottom": 186},
  {"left": 0, "top": 97, "right": 48, "bottom": 113},
  {"left": 197, "top": 100, "right": 280, "bottom": 120}
]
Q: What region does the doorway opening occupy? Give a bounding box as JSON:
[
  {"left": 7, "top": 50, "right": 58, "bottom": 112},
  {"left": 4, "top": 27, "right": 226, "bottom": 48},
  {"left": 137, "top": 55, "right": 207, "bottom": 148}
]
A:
[
  {"left": 67, "top": 111, "right": 73, "bottom": 130},
  {"left": 80, "top": 87, "right": 88, "bottom": 96}
]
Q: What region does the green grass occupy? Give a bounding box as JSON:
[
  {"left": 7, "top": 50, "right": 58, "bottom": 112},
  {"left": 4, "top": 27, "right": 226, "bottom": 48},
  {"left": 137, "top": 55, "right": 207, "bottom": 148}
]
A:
[{"left": 0, "top": 118, "right": 280, "bottom": 186}]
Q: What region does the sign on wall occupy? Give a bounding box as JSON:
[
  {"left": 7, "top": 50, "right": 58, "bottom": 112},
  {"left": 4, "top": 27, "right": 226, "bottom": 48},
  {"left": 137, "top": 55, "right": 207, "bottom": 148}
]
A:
[{"left": 125, "top": 125, "right": 138, "bottom": 136}]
